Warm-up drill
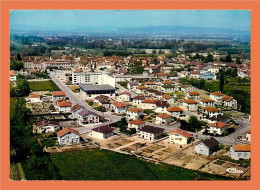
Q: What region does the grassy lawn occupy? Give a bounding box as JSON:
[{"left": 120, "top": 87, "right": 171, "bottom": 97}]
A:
[
  {"left": 50, "top": 149, "right": 230, "bottom": 180},
  {"left": 29, "top": 80, "right": 60, "bottom": 91},
  {"left": 118, "top": 81, "right": 128, "bottom": 89},
  {"left": 10, "top": 97, "right": 16, "bottom": 117}
]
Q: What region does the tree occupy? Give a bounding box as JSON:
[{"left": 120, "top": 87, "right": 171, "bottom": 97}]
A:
[
  {"left": 206, "top": 53, "right": 214, "bottom": 62},
  {"left": 16, "top": 53, "right": 22, "bottom": 61},
  {"left": 16, "top": 79, "right": 30, "bottom": 97},
  {"left": 10, "top": 60, "right": 24, "bottom": 71},
  {"left": 225, "top": 53, "right": 232, "bottom": 62},
  {"left": 236, "top": 57, "right": 242, "bottom": 64},
  {"left": 219, "top": 69, "right": 225, "bottom": 92}
]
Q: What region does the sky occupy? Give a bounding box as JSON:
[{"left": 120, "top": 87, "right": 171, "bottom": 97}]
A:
[{"left": 10, "top": 10, "right": 251, "bottom": 32}]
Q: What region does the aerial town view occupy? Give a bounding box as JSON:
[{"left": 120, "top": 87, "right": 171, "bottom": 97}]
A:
[{"left": 9, "top": 10, "right": 251, "bottom": 180}]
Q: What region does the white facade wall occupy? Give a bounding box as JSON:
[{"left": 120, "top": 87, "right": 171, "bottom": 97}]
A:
[
  {"left": 169, "top": 134, "right": 189, "bottom": 145},
  {"left": 58, "top": 133, "right": 80, "bottom": 145},
  {"left": 37, "top": 125, "right": 60, "bottom": 134},
  {"left": 230, "top": 147, "right": 251, "bottom": 160},
  {"left": 155, "top": 116, "right": 171, "bottom": 125},
  {"left": 155, "top": 107, "right": 168, "bottom": 113},
  {"left": 30, "top": 97, "right": 41, "bottom": 103},
  {"left": 183, "top": 103, "right": 198, "bottom": 111},
  {"left": 127, "top": 111, "right": 143, "bottom": 120},
  {"left": 139, "top": 131, "right": 163, "bottom": 141},
  {"left": 91, "top": 130, "right": 114, "bottom": 140},
  {"left": 208, "top": 126, "right": 227, "bottom": 135},
  {"left": 59, "top": 106, "right": 71, "bottom": 113}
]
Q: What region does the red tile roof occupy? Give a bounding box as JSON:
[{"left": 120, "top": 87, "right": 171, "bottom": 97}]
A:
[
  {"left": 167, "top": 107, "right": 184, "bottom": 112},
  {"left": 162, "top": 80, "right": 172, "bottom": 84},
  {"left": 71, "top": 104, "right": 81, "bottom": 112},
  {"left": 137, "top": 85, "right": 148, "bottom": 90},
  {"left": 222, "top": 95, "right": 234, "bottom": 102},
  {"left": 183, "top": 99, "right": 198, "bottom": 104},
  {"left": 10, "top": 70, "right": 17, "bottom": 76},
  {"left": 29, "top": 94, "right": 40, "bottom": 98},
  {"left": 233, "top": 144, "right": 251, "bottom": 152},
  {"left": 203, "top": 106, "right": 220, "bottom": 112},
  {"left": 211, "top": 92, "right": 225, "bottom": 96},
  {"left": 189, "top": 91, "right": 200, "bottom": 96},
  {"left": 145, "top": 81, "right": 156, "bottom": 85},
  {"left": 156, "top": 113, "right": 171, "bottom": 118},
  {"left": 169, "top": 129, "right": 191, "bottom": 138},
  {"left": 142, "top": 99, "right": 156, "bottom": 104},
  {"left": 57, "top": 127, "right": 80, "bottom": 137},
  {"left": 58, "top": 100, "right": 72, "bottom": 107},
  {"left": 209, "top": 122, "right": 228, "bottom": 128},
  {"left": 129, "top": 119, "right": 146, "bottom": 125},
  {"left": 163, "top": 94, "right": 171, "bottom": 99},
  {"left": 201, "top": 99, "right": 215, "bottom": 103},
  {"left": 113, "top": 102, "right": 126, "bottom": 108},
  {"left": 127, "top": 107, "right": 143, "bottom": 113},
  {"left": 52, "top": 91, "right": 66, "bottom": 97}
]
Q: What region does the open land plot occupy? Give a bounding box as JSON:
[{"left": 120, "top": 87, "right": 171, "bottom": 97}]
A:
[
  {"left": 29, "top": 80, "right": 60, "bottom": 91},
  {"left": 49, "top": 149, "right": 230, "bottom": 180}
]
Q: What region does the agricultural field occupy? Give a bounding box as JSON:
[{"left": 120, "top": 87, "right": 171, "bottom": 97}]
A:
[
  {"left": 50, "top": 149, "right": 230, "bottom": 180},
  {"left": 28, "top": 80, "right": 60, "bottom": 91}
]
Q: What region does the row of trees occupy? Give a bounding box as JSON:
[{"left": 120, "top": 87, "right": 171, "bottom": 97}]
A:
[{"left": 10, "top": 79, "right": 30, "bottom": 97}]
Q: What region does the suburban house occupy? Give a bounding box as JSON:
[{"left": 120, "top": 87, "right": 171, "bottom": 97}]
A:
[
  {"left": 111, "top": 102, "right": 127, "bottom": 113},
  {"left": 133, "top": 95, "right": 145, "bottom": 105},
  {"left": 155, "top": 91, "right": 165, "bottom": 100},
  {"left": 10, "top": 70, "right": 17, "bottom": 81},
  {"left": 57, "top": 99, "right": 72, "bottom": 113},
  {"left": 52, "top": 91, "right": 66, "bottom": 101},
  {"left": 127, "top": 81, "right": 139, "bottom": 90},
  {"left": 77, "top": 109, "right": 100, "bottom": 125},
  {"left": 117, "top": 91, "right": 131, "bottom": 102},
  {"left": 57, "top": 127, "right": 80, "bottom": 145},
  {"left": 183, "top": 99, "right": 198, "bottom": 112},
  {"left": 91, "top": 125, "right": 114, "bottom": 140},
  {"left": 144, "top": 81, "right": 157, "bottom": 89},
  {"left": 194, "top": 137, "right": 219, "bottom": 156},
  {"left": 162, "top": 94, "right": 175, "bottom": 105},
  {"left": 155, "top": 113, "right": 172, "bottom": 125},
  {"left": 202, "top": 106, "right": 222, "bottom": 118},
  {"left": 155, "top": 101, "right": 170, "bottom": 113},
  {"left": 210, "top": 92, "right": 225, "bottom": 102},
  {"left": 94, "top": 95, "right": 111, "bottom": 108},
  {"left": 230, "top": 144, "right": 251, "bottom": 160},
  {"left": 29, "top": 94, "right": 41, "bottom": 103},
  {"left": 146, "top": 88, "right": 159, "bottom": 97},
  {"left": 186, "top": 91, "right": 200, "bottom": 100},
  {"left": 161, "top": 85, "right": 175, "bottom": 93},
  {"left": 71, "top": 104, "right": 84, "bottom": 119},
  {"left": 36, "top": 120, "right": 60, "bottom": 134},
  {"left": 127, "top": 107, "right": 144, "bottom": 120},
  {"left": 200, "top": 99, "right": 215, "bottom": 107},
  {"left": 169, "top": 129, "right": 192, "bottom": 145},
  {"left": 221, "top": 95, "right": 237, "bottom": 108},
  {"left": 128, "top": 119, "right": 146, "bottom": 131},
  {"left": 167, "top": 107, "right": 185, "bottom": 118},
  {"left": 181, "top": 85, "right": 196, "bottom": 93},
  {"left": 139, "top": 125, "right": 164, "bottom": 141},
  {"left": 209, "top": 114, "right": 231, "bottom": 123},
  {"left": 207, "top": 122, "right": 228, "bottom": 135},
  {"left": 190, "top": 70, "right": 200, "bottom": 78},
  {"left": 246, "top": 129, "right": 251, "bottom": 142},
  {"left": 136, "top": 85, "right": 148, "bottom": 94},
  {"left": 141, "top": 99, "right": 157, "bottom": 109}
]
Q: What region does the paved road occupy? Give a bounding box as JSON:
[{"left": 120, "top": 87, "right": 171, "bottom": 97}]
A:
[{"left": 49, "top": 72, "right": 122, "bottom": 123}]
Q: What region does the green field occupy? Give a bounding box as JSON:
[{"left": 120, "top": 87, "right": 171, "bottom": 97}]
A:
[
  {"left": 50, "top": 149, "right": 229, "bottom": 180},
  {"left": 29, "top": 80, "right": 60, "bottom": 91},
  {"left": 10, "top": 97, "right": 16, "bottom": 118}
]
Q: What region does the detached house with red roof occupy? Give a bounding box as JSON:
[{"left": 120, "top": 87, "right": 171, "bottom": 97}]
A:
[
  {"left": 202, "top": 106, "right": 222, "bottom": 118},
  {"left": 111, "top": 102, "right": 127, "bottom": 113},
  {"left": 167, "top": 107, "right": 185, "bottom": 118},
  {"left": 29, "top": 94, "right": 41, "bottom": 103},
  {"left": 57, "top": 127, "right": 80, "bottom": 145},
  {"left": 127, "top": 107, "right": 144, "bottom": 120},
  {"left": 57, "top": 99, "right": 72, "bottom": 113},
  {"left": 133, "top": 95, "right": 145, "bottom": 105},
  {"left": 144, "top": 81, "right": 157, "bottom": 89},
  {"left": 161, "top": 84, "right": 175, "bottom": 93},
  {"left": 71, "top": 104, "right": 84, "bottom": 119},
  {"left": 117, "top": 91, "right": 131, "bottom": 102},
  {"left": 91, "top": 125, "right": 114, "bottom": 140},
  {"left": 221, "top": 95, "right": 237, "bottom": 108},
  {"left": 200, "top": 99, "right": 215, "bottom": 107},
  {"left": 169, "top": 129, "right": 192, "bottom": 145},
  {"left": 52, "top": 91, "right": 66, "bottom": 101},
  {"left": 10, "top": 70, "right": 17, "bottom": 81},
  {"left": 141, "top": 99, "right": 157, "bottom": 109},
  {"left": 231, "top": 144, "right": 251, "bottom": 160},
  {"left": 128, "top": 119, "right": 146, "bottom": 131},
  {"left": 186, "top": 91, "right": 200, "bottom": 100},
  {"left": 136, "top": 85, "right": 148, "bottom": 94},
  {"left": 210, "top": 92, "right": 225, "bottom": 102},
  {"left": 208, "top": 122, "right": 228, "bottom": 135},
  {"left": 155, "top": 113, "right": 172, "bottom": 125},
  {"left": 183, "top": 99, "right": 198, "bottom": 112}
]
